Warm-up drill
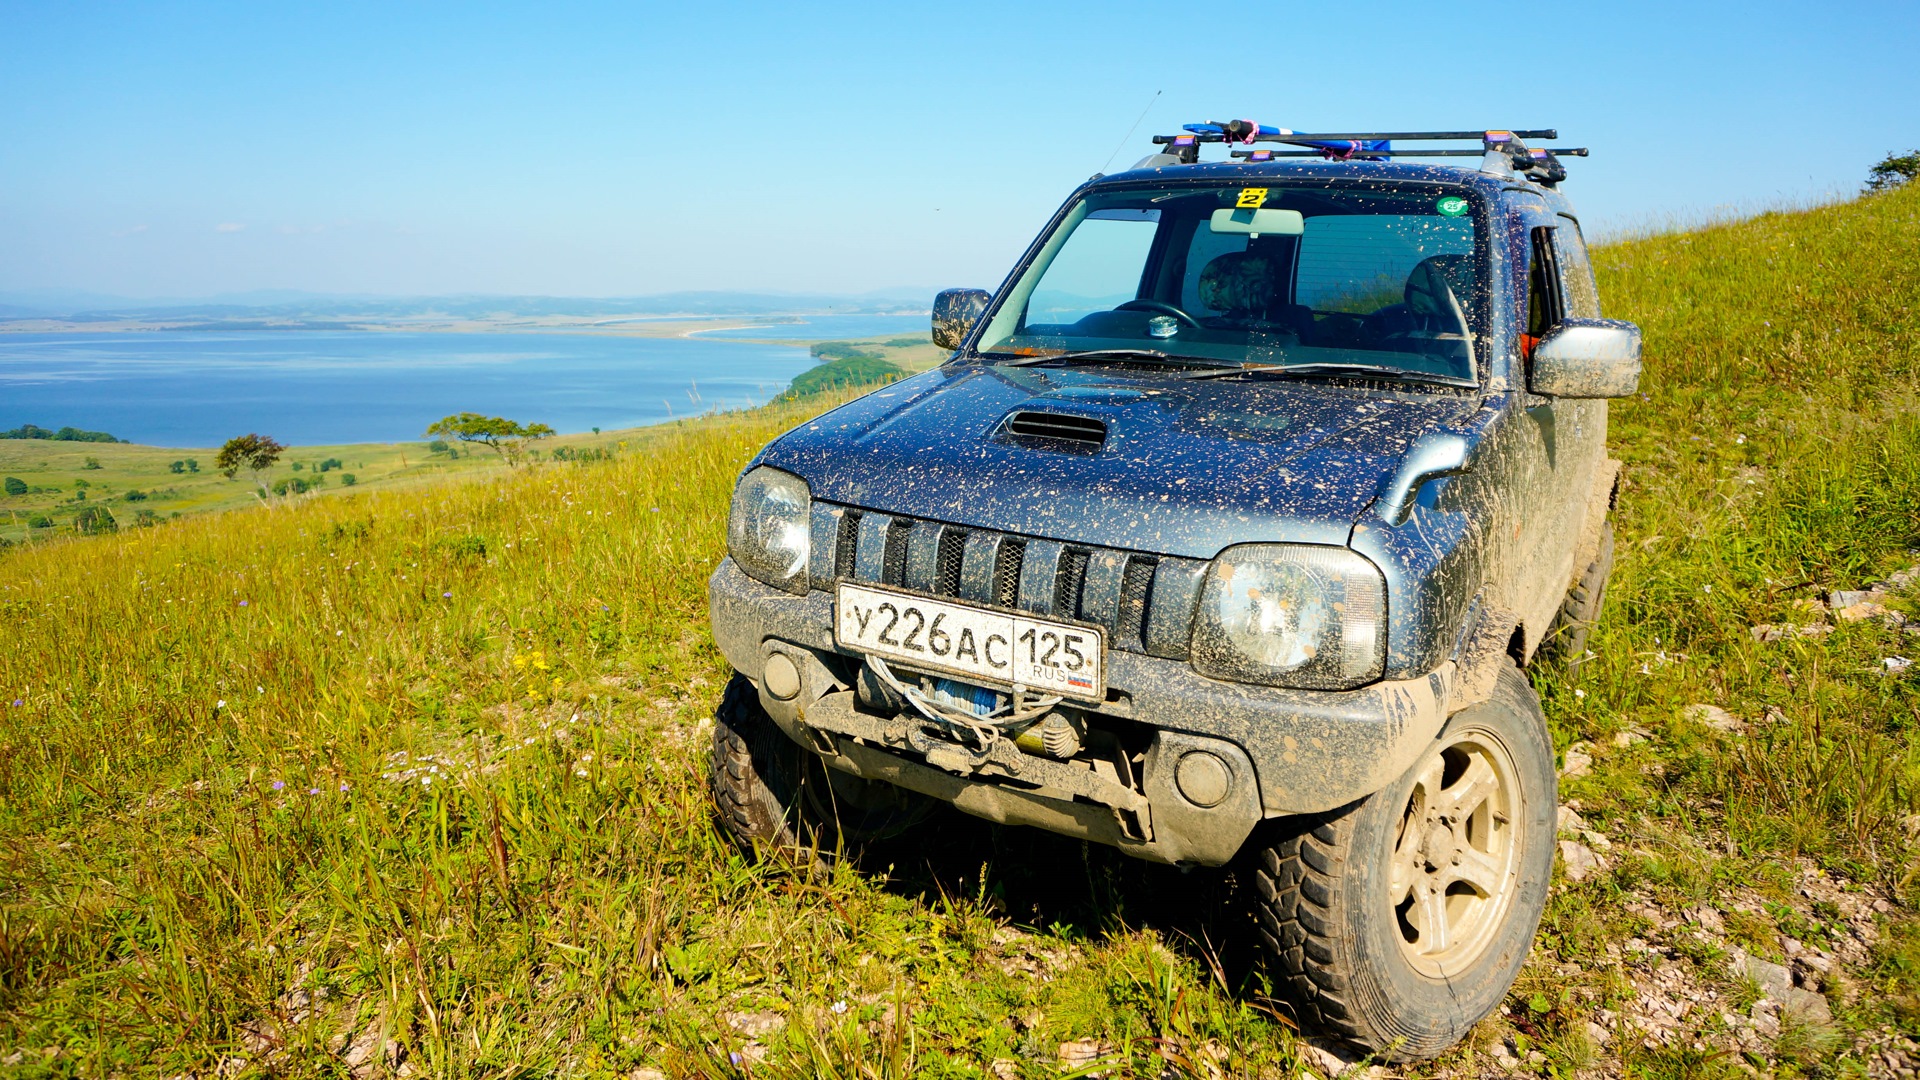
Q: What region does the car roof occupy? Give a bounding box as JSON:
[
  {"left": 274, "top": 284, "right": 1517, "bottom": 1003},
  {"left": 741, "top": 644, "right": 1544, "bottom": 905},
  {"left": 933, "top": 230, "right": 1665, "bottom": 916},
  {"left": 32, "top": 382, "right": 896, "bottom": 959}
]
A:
[{"left": 1087, "top": 157, "right": 1573, "bottom": 213}]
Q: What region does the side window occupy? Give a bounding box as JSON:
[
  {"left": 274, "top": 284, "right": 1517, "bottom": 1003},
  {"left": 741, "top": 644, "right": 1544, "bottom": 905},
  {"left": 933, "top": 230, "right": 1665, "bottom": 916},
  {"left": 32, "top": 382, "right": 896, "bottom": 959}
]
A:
[
  {"left": 1551, "top": 218, "right": 1602, "bottom": 319},
  {"left": 1525, "top": 226, "right": 1564, "bottom": 338}
]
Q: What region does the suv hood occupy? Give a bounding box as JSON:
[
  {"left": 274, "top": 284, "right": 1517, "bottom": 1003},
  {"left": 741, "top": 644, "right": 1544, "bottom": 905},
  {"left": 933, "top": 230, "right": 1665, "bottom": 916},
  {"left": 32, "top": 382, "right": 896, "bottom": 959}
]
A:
[{"left": 757, "top": 363, "right": 1482, "bottom": 559}]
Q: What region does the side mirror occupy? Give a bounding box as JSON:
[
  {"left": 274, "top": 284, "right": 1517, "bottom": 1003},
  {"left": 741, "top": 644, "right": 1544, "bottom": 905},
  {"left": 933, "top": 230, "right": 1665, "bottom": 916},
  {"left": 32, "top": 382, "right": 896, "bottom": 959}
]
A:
[
  {"left": 1529, "top": 318, "right": 1642, "bottom": 398},
  {"left": 931, "top": 288, "right": 991, "bottom": 351}
]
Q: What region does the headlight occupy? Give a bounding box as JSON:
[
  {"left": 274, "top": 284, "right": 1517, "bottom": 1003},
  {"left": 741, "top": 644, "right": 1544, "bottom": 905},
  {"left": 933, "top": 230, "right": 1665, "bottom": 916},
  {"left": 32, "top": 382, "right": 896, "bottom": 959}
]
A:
[
  {"left": 1190, "top": 544, "right": 1386, "bottom": 690},
  {"left": 728, "top": 466, "right": 812, "bottom": 595}
]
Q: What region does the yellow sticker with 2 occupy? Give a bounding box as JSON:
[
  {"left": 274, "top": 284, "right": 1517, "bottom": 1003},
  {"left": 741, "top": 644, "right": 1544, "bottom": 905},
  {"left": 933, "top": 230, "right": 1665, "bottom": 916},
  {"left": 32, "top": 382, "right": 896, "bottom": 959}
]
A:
[{"left": 1235, "top": 187, "right": 1269, "bottom": 209}]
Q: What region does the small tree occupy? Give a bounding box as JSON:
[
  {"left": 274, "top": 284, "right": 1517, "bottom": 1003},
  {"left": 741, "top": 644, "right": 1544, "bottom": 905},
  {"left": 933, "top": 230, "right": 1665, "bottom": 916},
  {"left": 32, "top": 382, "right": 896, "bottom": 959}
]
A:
[
  {"left": 169, "top": 460, "right": 186, "bottom": 474},
  {"left": 216, "top": 433, "right": 287, "bottom": 500},
  {"left": 186, "top": 458, "right": 200, "bottom": 473},
  {"left": 3, "top": 477, "right": 25, "bottom": 496},
  {"left": 1868, "top": 150, "right": 1920, "bottom": 193},
  {"left": 425, "top": 413, "right": 555, "bottom": 468}
]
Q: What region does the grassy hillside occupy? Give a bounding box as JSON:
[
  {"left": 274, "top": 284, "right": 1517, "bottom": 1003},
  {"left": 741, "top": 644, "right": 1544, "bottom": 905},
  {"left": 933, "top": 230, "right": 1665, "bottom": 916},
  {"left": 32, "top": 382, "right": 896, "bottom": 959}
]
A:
[
  {"left": 0, "top": 429, "right": 643, "bottom": 547},
  {"left": 3, "top": 186, "right": 1920, "bottom": 1078}
]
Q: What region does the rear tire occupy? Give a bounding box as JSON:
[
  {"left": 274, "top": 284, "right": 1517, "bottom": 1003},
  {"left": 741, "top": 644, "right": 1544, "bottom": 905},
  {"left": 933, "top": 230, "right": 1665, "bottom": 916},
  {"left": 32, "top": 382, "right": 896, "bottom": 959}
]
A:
[
  {"left": 709, "top": 672, "right": 927, "bottom": 858},
  {"left": 1541, "top": 520, "right": 1614, "bottom": 669},
  {"left": 1252, "top": 661, "right": 1555, "bottom": 1061}
]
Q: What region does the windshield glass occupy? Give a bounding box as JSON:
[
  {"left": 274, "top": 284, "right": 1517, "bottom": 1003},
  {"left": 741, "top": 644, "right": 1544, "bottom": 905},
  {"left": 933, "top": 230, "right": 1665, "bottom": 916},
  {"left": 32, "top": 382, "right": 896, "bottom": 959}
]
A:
[{"left": 975, "top": 181, "right": 1485, "bottom": 382}]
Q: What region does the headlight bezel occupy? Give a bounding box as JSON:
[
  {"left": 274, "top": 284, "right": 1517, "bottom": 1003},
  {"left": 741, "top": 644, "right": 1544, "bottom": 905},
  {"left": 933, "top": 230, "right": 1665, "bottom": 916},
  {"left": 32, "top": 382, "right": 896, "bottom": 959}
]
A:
[
  {"left": 728, "top": 466, "right": 812, "bottom": 595},
  {"left": 1189, "top": 543, "right": 1387, "bottom": 691}
]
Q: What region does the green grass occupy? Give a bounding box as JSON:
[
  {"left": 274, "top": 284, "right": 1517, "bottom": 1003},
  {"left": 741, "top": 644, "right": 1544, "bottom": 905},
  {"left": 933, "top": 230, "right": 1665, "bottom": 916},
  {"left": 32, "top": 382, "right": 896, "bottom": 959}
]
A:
[
  {"left": 3, "top": 186, "right": 1920, "bottom": 1077},
  {"left": 0, "top": 429, "right": 643, "bottom": 546}
]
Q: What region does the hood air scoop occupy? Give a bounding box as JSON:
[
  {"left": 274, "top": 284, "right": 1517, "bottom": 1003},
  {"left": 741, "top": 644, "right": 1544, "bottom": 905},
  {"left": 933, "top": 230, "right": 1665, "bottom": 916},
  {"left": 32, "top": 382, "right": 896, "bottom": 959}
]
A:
[{"left": 1003, "top": 410, "right": 1108, "bottom": 450}]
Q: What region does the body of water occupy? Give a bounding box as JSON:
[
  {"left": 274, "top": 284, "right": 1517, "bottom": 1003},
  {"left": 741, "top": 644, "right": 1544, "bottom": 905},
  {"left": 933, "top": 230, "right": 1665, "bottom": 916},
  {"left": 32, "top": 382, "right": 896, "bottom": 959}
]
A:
[{"left": 0, "top": 331, "right": 823, "bottom": 448}]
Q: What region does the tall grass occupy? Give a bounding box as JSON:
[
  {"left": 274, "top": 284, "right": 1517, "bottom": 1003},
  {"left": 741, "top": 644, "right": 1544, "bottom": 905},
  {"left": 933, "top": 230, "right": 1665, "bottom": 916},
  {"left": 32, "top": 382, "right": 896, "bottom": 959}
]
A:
[{"left": 2, "top": 185, "right": 1919, "bottom": 1076}]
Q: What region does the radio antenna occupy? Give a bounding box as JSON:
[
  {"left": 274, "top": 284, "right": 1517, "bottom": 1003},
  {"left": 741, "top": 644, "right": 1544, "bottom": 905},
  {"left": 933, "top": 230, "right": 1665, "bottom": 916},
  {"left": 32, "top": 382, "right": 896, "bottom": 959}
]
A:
[{"left": 1098, "top": 90, "right": 1162, "bottom": 174}]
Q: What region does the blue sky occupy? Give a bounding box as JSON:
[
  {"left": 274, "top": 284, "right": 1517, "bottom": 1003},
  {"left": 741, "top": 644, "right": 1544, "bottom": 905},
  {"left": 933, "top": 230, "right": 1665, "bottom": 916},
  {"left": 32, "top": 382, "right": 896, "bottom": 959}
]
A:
[{"left": 2, "top": 0, "right": 1915, "bottom": 299}]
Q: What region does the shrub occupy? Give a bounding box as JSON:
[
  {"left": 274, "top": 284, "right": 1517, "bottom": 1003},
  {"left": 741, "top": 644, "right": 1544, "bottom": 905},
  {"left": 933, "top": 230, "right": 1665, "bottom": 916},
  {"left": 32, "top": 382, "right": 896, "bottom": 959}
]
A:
[
  {"left": 340, "top": 473, "right": 357, "bottom": 486},
  {"left": 185, "top": 459, "right": 199, "bottom": 473},
  {"left": 26, "top": 514, "right": 52, "bottom": 529},
  {"left": 1868, "top": 150, "right": 1920, "bottom": 193},
  {"left": 168, "top": 461, "right": 185, "bottom": 474},
  {"left": 3, "top": 477, "right": 25, "bottom": 496},
  {"left": 0, "top": 424, "right": 121, "bottom": 442},
  {"left": 72, "top": 506, "right": 115, "bottom": 534},
  {"left": 318, "top": 458, "right": 342, "bottom": 472},
  {"left": 123, "top": 489, "right": 147, "bottom": 502},
  {"left": 83, "top": 457, "right": 101, "bottom": 470},
  {"left": 291, "top": 462, "right": 304, "bottom": 472},
  {"left": 426, "top": 440, "right": 452, "bottom": 454}
]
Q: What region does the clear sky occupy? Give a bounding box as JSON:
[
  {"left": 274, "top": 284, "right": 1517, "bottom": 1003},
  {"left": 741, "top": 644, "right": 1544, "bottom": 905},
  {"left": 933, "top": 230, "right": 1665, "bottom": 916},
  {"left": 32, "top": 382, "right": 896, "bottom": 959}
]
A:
[{"left": 2, "top": 0, "right": 1916, "bottom": 300}]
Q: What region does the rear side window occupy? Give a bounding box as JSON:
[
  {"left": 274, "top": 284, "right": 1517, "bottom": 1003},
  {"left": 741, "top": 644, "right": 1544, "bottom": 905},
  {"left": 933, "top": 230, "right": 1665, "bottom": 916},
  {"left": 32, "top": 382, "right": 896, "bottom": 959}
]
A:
[
  {"left": 1551, "top": 219, "right": 1602, "bottom": 319},
  {"left": 1525, "top": 227, "right": 1565, "bottom": 337}
]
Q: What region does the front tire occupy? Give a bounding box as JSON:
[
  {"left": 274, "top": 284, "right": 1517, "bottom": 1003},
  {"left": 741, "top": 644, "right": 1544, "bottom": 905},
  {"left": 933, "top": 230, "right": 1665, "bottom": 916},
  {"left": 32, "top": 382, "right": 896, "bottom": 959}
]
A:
[
  {"left": 709, "top": 672, "right": 927, "bottom": 857},
  {"left": 1541, "top": 520, "right": 1614, "bottom": 669},
  {"left": 1253, "top": 661, "right": 1555, "bottom": 1061}
]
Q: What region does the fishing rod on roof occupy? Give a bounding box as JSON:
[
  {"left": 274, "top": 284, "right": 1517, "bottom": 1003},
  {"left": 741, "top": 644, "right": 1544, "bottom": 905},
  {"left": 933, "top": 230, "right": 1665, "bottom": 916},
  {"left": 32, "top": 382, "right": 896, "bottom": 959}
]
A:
[{"left": 1148, "top": 122, "right": 1585, "bottom": 185}]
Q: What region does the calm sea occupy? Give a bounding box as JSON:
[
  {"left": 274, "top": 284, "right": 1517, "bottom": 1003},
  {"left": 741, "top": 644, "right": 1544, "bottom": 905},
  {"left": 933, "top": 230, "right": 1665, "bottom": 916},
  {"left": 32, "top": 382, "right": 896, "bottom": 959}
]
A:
[{"left": 0, "top": 315, "right": 928, "bottom": 448}]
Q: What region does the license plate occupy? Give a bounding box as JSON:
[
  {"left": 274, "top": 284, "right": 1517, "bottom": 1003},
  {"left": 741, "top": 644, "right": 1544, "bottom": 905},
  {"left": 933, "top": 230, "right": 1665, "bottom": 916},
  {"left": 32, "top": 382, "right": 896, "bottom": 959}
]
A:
[{"left": 835, "top": 583, "right": 1105, "bottom": 702}]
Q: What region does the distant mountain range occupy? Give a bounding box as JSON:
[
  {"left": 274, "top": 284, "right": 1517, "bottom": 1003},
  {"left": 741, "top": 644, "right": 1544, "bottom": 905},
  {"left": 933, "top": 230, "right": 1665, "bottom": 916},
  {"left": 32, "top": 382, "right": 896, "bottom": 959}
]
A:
[{"left": 0, "top": 287, "right": 936, "bottom": 323}]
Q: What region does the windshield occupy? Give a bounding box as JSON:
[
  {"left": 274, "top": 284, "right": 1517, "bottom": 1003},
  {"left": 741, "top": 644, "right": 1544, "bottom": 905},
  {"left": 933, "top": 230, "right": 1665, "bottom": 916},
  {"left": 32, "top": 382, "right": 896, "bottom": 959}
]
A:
[{"left": 974, "top": 181, "right": 1486, "bottom": 383}]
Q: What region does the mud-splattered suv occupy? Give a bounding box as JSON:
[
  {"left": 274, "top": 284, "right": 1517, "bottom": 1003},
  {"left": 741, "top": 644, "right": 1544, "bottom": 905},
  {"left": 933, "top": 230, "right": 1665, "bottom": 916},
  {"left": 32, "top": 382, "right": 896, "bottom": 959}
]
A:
[{"left": 706, "top": 127, "right": 1640, "bottom": 1060}]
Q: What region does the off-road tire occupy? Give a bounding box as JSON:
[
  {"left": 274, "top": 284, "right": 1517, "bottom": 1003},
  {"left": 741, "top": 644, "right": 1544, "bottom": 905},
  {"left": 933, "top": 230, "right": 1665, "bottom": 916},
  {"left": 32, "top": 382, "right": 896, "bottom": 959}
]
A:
[
  {"left": 709, "top": 672, "right": 927, "bottom": 858},
  {"left": 1541, "top": 520, "right": 1614, "bottom": 669},
  {"left": 1252, "top": 661, "right": 1555, "bottom": 1061}
]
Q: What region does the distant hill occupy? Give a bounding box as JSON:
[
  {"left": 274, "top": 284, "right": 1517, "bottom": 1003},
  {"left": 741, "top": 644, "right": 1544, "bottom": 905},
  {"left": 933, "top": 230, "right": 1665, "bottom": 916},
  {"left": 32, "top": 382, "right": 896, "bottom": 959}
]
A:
[{"left": 0, "top": 288, "right": 935, "bottom": 324}]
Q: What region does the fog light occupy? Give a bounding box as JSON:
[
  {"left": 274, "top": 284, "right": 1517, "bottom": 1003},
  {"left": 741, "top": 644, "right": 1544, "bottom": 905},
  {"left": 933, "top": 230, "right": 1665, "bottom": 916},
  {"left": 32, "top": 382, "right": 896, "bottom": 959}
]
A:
[
  {"left": 763, "top": 652, "right": 801, "bottom": 701},
  {"left": 1175, "top": 751, "right": 1231, "bottom": 808}
]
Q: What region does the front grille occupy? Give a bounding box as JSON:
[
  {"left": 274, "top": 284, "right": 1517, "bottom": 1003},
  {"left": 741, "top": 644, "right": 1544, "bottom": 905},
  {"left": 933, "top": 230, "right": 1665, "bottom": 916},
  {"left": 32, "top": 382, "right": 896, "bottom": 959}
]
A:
[
  {"left": 882, "top": 517, "right": 913, "bottom": 586},
  {"left": 834, "top": 511, "right": 863, "bottom": 579},
  {"left": 1054, "top": 548, "right": 1090, "bottom": 616},
  {"left": 815, "top": 502, "right": 1204, "bottom": 660},
  {"left": 993, "top": 540, "right": 1026, "bottom": 608},
  {"left": 1116, "top": 555, "right": 1158, "bottom": 651},
  {"left": 935, "top": 529, "right": 968, "bottom": 594}
]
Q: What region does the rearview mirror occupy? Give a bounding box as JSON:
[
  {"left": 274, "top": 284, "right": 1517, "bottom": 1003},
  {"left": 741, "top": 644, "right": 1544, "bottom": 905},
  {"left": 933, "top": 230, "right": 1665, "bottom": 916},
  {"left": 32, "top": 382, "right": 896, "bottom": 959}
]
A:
[
  {"left": 1529, "top": 318, "right": 1642, "bottom": 398},
  {"left": 932, "top": 288, "right": 991, "bottom": 351},
  {"left": 1208, "top": 207, "right": 1304, "bottom": 237}
]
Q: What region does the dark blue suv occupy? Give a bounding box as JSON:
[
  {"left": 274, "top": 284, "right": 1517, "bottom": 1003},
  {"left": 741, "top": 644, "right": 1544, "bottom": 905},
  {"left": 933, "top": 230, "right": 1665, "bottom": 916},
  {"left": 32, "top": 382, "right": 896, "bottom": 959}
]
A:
[{"left": 707, "top": 128, "right": 1640, "bottom": 1060}]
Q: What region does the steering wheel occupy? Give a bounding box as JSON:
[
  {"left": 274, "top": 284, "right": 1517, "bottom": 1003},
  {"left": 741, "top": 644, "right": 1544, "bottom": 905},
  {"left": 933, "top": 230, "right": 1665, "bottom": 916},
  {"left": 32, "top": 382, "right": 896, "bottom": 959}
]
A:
[{"left": 1115, "top": 299, "right": 1201, "bottom": 328}]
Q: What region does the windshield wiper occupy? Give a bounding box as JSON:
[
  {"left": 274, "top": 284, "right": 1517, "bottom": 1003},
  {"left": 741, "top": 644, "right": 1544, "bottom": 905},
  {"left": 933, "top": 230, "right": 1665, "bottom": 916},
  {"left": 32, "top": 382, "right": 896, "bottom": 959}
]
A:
[
  {"left": 1185, "top": 362, "right": 1474, "bottom": 388},
  {"left": 998, "top": 348, "right": 1238, "bottom": 371}
]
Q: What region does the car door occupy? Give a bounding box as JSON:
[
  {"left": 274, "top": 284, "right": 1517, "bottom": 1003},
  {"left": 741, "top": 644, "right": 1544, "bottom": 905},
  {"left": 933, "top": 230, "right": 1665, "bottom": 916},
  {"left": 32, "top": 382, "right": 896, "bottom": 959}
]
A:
[{"left": 1508, "top": 204, "right": 1591, "bottom": 647}]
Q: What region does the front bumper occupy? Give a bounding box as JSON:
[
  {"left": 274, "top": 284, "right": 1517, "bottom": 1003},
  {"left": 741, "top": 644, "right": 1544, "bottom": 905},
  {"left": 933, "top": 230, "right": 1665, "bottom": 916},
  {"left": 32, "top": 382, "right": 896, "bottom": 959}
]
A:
[{"left": 709, "top": 558, "right": 1456, "bottom": 866}]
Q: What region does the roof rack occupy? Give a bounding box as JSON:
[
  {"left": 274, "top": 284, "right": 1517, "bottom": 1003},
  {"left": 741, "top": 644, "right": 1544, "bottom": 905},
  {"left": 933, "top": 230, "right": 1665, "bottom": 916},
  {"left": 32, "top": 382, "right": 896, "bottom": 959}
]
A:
[{"left": 1147, "top": 122, "right": 1586, "bottom": 186}]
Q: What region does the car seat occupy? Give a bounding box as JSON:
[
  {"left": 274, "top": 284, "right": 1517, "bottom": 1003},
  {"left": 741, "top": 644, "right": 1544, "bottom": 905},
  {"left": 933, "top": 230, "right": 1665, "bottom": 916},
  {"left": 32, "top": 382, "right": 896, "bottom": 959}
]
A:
[{"left": 1196, "top": 251, "right": 1312, "bottom": 338}]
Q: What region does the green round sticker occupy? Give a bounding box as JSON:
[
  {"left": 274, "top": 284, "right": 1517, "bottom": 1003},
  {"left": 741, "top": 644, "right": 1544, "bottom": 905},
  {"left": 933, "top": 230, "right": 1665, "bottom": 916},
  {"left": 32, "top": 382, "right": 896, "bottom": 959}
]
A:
[{"left": 1436, "top": 196, "right": 1470, "bottom": 217}]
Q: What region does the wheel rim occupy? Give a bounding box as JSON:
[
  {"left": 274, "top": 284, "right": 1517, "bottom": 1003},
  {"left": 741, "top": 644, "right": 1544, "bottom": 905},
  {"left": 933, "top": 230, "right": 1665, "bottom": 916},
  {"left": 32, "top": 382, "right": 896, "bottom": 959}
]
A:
[{"left": 1388, "top": 725, "right": 1522, "bottom": 978}]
